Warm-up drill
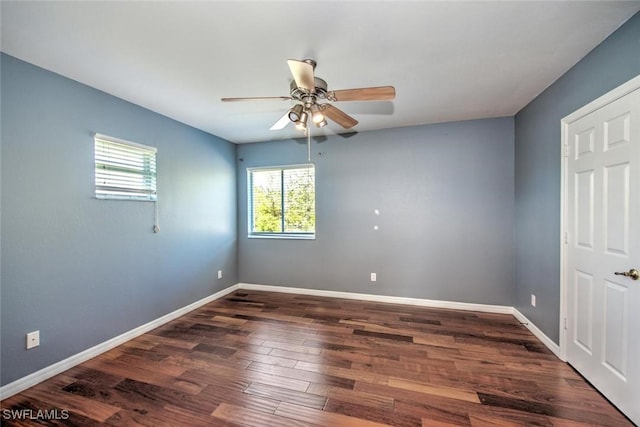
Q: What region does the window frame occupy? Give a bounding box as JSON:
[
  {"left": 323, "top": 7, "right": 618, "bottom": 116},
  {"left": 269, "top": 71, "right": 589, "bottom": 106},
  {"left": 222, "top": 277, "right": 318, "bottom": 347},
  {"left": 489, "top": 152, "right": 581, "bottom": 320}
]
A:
[
  {"left": 247, "top": 164, "right": 316, "bottom": 240},
  {"left": 94, "top": 133, "right": 157, "bottom": 202}
]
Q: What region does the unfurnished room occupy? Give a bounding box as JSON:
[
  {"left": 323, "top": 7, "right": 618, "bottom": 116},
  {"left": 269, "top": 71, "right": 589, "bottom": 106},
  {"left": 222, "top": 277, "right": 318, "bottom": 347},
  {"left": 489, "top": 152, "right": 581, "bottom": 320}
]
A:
[{"left": 1, "top": 1, "right": 640, "bottom": 426}]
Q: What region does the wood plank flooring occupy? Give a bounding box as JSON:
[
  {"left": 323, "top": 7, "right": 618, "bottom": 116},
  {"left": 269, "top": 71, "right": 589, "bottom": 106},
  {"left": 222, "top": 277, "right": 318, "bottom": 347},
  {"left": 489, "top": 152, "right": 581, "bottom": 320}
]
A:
[{"left": 1, "top": 290, "right": 633, "bottom": 426}]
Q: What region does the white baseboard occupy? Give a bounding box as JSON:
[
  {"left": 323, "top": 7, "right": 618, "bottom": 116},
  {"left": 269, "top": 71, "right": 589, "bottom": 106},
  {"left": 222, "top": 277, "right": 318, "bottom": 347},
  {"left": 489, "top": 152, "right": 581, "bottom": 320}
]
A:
[
  {"left": 0, "top": 284, "right": 240, "bottom": 400},
  {"left": 237, "top": 283, "right": 513, "bottom": 314},
  {"left": 512, "top": 308, "right": 561, "bottom": 359},
  {"left": 1, "top": 282, "right": 561, "bottom": 399}
]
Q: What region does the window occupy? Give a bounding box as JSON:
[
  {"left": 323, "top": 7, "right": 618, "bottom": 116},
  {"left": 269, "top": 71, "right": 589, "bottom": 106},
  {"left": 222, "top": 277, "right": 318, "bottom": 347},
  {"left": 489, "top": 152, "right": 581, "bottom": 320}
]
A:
[
  {"left": 248, "top": 164, "right": 315, "bottom": 238},
  {"left": 94, "top": 134, "right": 157, "bottom": 201}
]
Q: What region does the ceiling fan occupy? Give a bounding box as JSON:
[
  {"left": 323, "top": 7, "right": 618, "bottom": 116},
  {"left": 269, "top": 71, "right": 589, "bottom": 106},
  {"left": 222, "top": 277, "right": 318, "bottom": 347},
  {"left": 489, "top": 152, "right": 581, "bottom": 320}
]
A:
[{"left": 221, "top": 59, "right": 395, "bottom": 132}]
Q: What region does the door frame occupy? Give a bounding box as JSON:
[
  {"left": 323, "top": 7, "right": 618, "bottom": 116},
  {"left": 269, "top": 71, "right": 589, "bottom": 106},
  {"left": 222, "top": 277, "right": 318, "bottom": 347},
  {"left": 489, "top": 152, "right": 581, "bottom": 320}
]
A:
[{"left": 560, "top": 74, "right": 640, "bottom": 361}]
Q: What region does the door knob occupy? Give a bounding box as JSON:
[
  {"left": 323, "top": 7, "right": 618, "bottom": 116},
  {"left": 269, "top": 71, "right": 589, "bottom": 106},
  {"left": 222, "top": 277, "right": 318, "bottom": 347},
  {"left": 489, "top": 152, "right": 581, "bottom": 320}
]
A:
[{"left": 614, "top": 269, "right": 640, "bottom": 280}]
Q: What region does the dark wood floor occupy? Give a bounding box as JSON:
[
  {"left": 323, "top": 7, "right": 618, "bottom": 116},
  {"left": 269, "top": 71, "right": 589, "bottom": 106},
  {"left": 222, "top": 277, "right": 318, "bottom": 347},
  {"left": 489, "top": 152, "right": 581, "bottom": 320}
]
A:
[{"left": 1, "top": 290, "right": 632, "bottom": 426}]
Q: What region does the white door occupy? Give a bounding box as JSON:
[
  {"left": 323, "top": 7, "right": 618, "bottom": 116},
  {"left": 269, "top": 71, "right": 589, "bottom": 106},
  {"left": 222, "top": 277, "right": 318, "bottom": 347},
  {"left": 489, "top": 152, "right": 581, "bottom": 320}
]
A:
[{"left": 564, "top": 79, "right": 640, "bottom": 425}]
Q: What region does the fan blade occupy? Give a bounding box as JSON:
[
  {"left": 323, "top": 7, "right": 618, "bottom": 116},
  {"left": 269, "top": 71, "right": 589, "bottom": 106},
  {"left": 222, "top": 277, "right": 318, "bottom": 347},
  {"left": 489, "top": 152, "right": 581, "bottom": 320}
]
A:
[
  {"left": 328, "top": 86, "right": 395, "bottom": 102},
  {"left": 270, "top": 112, "right": 291, "bottom": 130},
  {"left": 221, "top": 96, "right": 292, "bottom": 102},
  {"left": 322, "top": 104, "right": 358, "bottom": 129},
  {"left": 287, "top": 59, "right": 315, "bottom": 91}
]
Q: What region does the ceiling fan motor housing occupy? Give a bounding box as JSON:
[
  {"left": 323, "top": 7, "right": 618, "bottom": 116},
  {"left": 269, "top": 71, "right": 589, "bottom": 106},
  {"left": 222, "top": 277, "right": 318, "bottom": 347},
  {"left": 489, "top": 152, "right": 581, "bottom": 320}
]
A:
[{"left": 290, "top": 77, "right": 328, "bottom": 103}]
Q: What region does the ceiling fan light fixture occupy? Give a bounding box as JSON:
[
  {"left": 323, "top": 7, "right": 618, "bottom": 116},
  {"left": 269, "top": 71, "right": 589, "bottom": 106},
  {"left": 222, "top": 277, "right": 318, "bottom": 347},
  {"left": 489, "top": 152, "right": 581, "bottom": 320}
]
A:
[
  {"left": 295, "top": 110, "right": 309, "bottom": 130},
  {"left": 315, "top": 118, "right": 327, "bottom": 128},
  {"left": 310, "top": 104, "right": 325, "bottom": 124},
  {"left": 288, "top": 104, "right": 304, "bottom": 122}
]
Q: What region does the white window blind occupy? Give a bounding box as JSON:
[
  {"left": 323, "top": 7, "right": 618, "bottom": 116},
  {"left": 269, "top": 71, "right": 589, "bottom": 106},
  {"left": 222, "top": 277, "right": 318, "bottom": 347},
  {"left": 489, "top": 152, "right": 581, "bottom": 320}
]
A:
[
  {"left": 94, "top": 134, "right": 157, "bottom": 201},
  {"left": 248, "top": 164, "right": 315, "bottom": 238}
]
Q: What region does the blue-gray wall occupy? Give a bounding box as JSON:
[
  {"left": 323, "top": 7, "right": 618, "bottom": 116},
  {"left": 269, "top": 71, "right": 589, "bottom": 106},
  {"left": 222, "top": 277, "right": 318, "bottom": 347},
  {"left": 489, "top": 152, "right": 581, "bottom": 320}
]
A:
[
  {"left": 238, "top": 118, "right": 515, "bottom": 305},
  {"left": 514, "top": 12, "right": 640, "bottom": 344},
  {"left": 0, "top": 54, "right": 238, "bottom": 386}
]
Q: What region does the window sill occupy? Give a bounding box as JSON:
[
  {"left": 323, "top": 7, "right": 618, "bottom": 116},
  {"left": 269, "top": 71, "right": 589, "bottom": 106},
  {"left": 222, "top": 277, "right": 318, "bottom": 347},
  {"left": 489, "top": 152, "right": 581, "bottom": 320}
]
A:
[{"left": 248, "top": 234, "right": 316, "bottom": 240}]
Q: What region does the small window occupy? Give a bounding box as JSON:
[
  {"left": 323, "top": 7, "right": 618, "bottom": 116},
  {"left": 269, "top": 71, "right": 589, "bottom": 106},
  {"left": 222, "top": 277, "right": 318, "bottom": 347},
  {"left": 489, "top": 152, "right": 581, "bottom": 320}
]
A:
[
  {"left": 248, "top": 164, "right": 315, "bottom": 238},
  {"left": 94, "top": 134, "right": 157, "bottom": 201}
]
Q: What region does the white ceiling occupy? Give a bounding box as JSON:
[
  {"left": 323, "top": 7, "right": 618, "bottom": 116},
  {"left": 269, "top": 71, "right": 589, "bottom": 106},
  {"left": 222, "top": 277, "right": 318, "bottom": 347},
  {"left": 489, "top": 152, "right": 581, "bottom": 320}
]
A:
[{"left": 2, "top": 1, "right": 639, "bottom": 144}]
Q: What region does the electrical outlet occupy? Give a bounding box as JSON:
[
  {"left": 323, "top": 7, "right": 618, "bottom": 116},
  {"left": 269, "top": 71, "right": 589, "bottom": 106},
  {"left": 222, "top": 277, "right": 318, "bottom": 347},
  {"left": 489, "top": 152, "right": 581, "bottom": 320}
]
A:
[
  {"left": 217, "top": 270, "right": 223, "bottom": 279},
  {"left": 531, "top": 294, "right": 536, "bottom": 307},
  {"left": 370, "top": 272, "right": 377, "bottom": 282},
  {"left": 26, "top": 330, "right": 40, "bottom": 349}
]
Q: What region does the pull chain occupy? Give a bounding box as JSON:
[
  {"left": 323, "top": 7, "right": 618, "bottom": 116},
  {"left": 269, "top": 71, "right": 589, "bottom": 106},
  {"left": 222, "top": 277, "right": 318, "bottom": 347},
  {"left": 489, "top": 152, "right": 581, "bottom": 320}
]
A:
[{"left": 307, "top": 126, "right": 311, "bottom": 162}]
